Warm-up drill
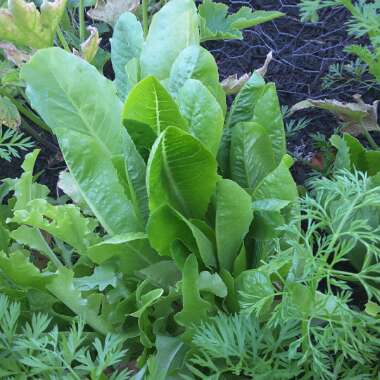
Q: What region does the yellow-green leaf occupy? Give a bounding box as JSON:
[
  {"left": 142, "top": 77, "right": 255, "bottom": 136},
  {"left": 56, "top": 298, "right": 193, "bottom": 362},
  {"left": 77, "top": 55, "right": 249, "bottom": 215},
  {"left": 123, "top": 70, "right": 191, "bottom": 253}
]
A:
[{"left": 0, "top": 0, "right": 67, "bottom": 49}]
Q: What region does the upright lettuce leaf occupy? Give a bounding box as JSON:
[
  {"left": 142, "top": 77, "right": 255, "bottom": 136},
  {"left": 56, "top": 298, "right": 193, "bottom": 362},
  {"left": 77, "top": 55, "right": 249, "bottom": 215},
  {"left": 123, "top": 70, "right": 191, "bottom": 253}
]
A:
[
  {"left": 123, "top": 76, "right": 187, "bottom": 156},
  {"left": 252, "top": 155, "right": 298, "bottom": 240},
  {"left": 251, "top": 83, "right": 286, "bottom": 164},
  {"left": 13, "top": 150, "right": 49, "bottom": 211},
  {"left": 227, "top": 72, "right": 286, "bottom": 164},
  {"left": 167, "top": 45, "right": 226, "bottom": 114},
  {"left": 215, "top": 179, "right": 253, "bottom": 272},
  {"left": 230, "top": 122, "right": 276, "bottom": 191},
  {"left": 10, "top": 150, "right": 63, "bottom": 268},
  {"left": 174, "top": 254, "right": 211, "bottom": 335},
  {"left": 111, "top": 12, "right": 144, "bottom": 99},
  {"left": 332, "top": 134, "right": 380, "bottom": 177},
  {"left": 140, "top": 0, "right": 199, "bottom": 80},
  {"left": 147, "top": 126, "right": 218, "bottom": 219},
  {"left": 123, "top": 142, "right": 150, "bottom": 224},
  {"left": 226, "top": 72, "right": 266, "bottom": 128},
  {"left": 21, "top": 48, "right": 144, "bottom": 235},
  {"left": 177, "top": 79, "right": 224, "bottom": 156}
]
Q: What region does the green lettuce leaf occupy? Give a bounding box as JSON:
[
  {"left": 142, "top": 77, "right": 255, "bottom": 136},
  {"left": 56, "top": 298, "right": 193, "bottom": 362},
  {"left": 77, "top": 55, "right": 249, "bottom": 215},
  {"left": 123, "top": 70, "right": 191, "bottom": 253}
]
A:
[
  {"left": 252, "top": 155, "right": 298, "bottom": 240},
  {"left": 0, "top": 250, "right": 54, "bottom": 289},
  {"left": 140, "top": 0, "right": 199, "bottom": 79},
  {"left": 146, "top": 126, "right": 218, "bottom": 219},
  {"left": 230, "top": 122, "right": 276, "bottom": 191},
  {"left": 215, "top": 179, "right": 253, "bottom": 272},
  {"left": 86, "top": 232, "right": 160, "bottom": 275},
  {"left": 250, "top": 83, "right": 286, "bottom": 164},
  {"left": 0, "top": 95, "right": 20, "bottom": 129},
  {"left": 147, "top": 204, "right": 216, "bottom": 268},
  {"left": 175, "top": 254, "right": 211, "bottom": 334},
  {"left": 110, "top": 12, "right": 143, "bottom": 99},
  {"left": 13, "top": 150, "right": 49, "bottom": 211},
  {"left": 331, "top": 134, "right": 380, "bottom": 176},
  {"left": 10, "top": 199, "right": 98, "bottom": 254},
  {"left": 123, "top": 76, "right": 187, "bottom": 157},
  {"left": 226, "top": 72, "right": 266, "bottom": 129},
  {"left": 167, "top": 45, "right": 226, "bottom": 114},
  {"left": 21, "top": 48, "right": 144, "bottom": 235},
  {"left": 177, "top": 79, "right": 224, "bottom": 156}
]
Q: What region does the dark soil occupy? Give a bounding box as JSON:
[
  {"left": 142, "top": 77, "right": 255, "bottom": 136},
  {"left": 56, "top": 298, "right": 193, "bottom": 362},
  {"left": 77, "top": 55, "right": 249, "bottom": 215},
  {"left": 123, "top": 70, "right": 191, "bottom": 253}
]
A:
[
  {"left": 1, "top": 0, "right": 380, "bottom": 189},
  {"left": 0, "top": 132, "right": 63, "bottom": 194},
  {"left": 205, "top": 0, "right": 380, "bottom": 180}
]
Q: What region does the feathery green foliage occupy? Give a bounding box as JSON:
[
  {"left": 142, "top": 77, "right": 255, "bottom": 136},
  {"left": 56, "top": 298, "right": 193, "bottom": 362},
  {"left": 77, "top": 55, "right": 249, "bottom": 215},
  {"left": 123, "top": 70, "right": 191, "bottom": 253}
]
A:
[
  {"left": 299, "top": 0, "right": 380, "bottom": 83},
  {"left": 0, "top": 126, "right": 33, "bottom": 161},
  {"left": 0, "top": 294, "right": 130, "bottom": 379}
]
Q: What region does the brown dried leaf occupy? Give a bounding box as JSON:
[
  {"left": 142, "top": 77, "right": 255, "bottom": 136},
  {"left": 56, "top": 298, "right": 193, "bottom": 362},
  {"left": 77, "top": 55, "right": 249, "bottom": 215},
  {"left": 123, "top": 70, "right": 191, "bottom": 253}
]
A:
[
  {"left": 221, "top": 51, "right": 273, "bottom": 95},
  {"left": 87, "top": 0, "right": 139, "bottom": 26},
  {"left": 221, "top": 72, "right": 251, "bottom": 95},
  {"left": 73, "top": 26, "right": 101, "bottom": 63},
  {"left": 291, "top": 95, "right": 380, "bottom": 137},
  {"left": 255, "top": 50, "right": 273, "bottom": 77},
  {"left": 0, "top": 42, "right": 31, "bottom": 66}
]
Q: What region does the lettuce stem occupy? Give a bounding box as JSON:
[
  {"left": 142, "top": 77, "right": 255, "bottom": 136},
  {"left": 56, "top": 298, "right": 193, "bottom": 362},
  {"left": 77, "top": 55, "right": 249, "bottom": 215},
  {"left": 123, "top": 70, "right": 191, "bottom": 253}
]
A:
[
  {"left": 361, "top": 122, "right": 379, "bottom": 150},
  {"left": 79, "top": 0, "right": 85, "bottom": 42},
  {"left": 142, "top": 0, "right": 149, "bottom": 38},
  {"left": 56, "top": 25, "right": 71, "bottom": 52}
]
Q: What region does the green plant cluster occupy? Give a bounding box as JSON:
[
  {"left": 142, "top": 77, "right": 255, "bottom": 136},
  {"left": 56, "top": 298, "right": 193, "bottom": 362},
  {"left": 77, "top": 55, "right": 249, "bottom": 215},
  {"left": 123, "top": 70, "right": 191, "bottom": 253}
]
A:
[{"left": 0, "top": 0, "right": 379, "bottom": 379}]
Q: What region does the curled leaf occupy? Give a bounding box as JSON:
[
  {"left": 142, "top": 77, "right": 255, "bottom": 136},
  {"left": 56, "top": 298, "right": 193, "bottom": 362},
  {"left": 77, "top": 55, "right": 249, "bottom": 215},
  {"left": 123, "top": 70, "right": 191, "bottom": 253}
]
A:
[
  {"left": 73, "top": 26, "right": 101, "bottom": 63},
  {"left": 0, "top": 42, "right": 31, "bottom": 66},
  {"left": 0, "top": 0, "right": 67, "bottom": 48},
  {"left": 255, "top": 50, "right": 273, "bottom": 77},
  {"left": 221, "top": 51, "right": 273, "bottom": 95},
  {"left": 221, "top": 73, "right": 251, "bottom": 95},
  {"left": 291, "top": 95, "right": 380, "bottom": 137},
  {"left": 87, "top": 0, "right": 139, "bottom": 26}
]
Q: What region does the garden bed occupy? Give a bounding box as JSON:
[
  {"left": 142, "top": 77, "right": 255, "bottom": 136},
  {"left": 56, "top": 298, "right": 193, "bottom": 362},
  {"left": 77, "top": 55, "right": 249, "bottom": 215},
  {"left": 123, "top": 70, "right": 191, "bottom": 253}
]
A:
[{"left": 0, "top": 0, "right": 380, "bottom": 379}]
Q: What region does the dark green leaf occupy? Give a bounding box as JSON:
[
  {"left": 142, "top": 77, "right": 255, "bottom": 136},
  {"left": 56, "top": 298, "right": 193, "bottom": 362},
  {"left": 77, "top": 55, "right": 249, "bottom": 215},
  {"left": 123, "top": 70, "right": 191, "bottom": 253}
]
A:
[
  {"left": 148, "top": 205, "right": 216, "bottom": 268},
  {"left": 175, "top": 254, "right": 211, "bottom": 332},
  {"left": 215, "top": 179, "right": 253, "bottom": 272},
  {"left": 123, "top": 76, "right": 187, "bottom": 155},
  {"left": 147, "top": 127, "right": 218, "bottom": 219},
  {"left": 230, "top": 122, "right": 276, "bottom": 190},
  {"left": 177, "top": 79, "right": 224, "bottom": 156}
]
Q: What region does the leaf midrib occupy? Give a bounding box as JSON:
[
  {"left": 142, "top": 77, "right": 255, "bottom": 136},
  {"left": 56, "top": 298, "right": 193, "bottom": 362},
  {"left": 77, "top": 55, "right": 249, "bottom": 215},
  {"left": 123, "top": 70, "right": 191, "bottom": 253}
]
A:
[
  {"left": 50, "top": 61, "right": 118, "bottom": 158},
  {"left": 161, "top": 133, "right": 190, "bottom": 216}
]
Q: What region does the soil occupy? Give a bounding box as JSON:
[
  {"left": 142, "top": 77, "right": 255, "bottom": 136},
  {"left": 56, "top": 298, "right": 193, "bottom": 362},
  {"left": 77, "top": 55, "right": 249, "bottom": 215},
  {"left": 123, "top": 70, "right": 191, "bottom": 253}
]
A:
[{"left": 1, "top": 0, "right": 380, "bottom": 189}]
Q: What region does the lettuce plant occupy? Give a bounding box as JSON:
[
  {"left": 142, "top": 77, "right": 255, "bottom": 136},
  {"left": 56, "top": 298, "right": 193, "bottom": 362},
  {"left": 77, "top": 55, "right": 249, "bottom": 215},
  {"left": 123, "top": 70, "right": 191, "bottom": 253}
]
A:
[{"left": 0, "top": 0, "right": 295, "bottom": 375}]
